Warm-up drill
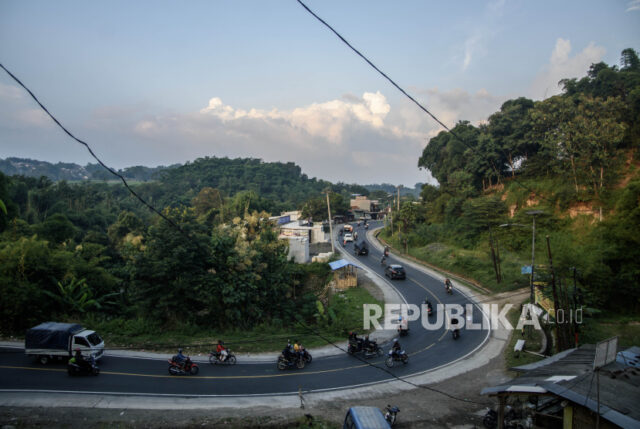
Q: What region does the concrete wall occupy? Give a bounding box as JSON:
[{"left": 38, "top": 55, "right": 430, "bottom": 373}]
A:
[{"left": 283, "top": 236, "right": 309, "bottom": 263}]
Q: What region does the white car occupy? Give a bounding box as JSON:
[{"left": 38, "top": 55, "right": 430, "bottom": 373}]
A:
[{"left": 344, "top": 233, "right": 354, "bottom": 242}]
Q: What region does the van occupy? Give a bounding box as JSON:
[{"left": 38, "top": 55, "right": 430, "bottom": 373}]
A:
[{"left": 343, "top": 407, "right": 390, "bottom": 429}]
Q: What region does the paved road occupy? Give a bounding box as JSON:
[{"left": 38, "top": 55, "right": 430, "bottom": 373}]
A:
[{"left": 0, "top": 221, "right": 489, "bottom": 396}]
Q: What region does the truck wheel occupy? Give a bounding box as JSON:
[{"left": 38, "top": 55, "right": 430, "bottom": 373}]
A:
[{"left": 38, "top": 355, "right": 49, "bottom": 365}]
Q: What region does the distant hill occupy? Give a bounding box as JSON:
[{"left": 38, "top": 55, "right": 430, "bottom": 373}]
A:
[
  {"left": 364, "top": 183, "right": 423, "bottom": 198},
  {"left": 0, "top": 157, "right": 174, "bottom": 182}
]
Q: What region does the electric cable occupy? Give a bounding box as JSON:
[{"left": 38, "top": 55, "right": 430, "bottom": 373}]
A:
[
  {"left": 296, "top": 0, "right": 555, "bottom": 205},
  {"left": 0, "top": 62, "right": 492, "bottom": 407},
  {"left": 0, "top": 63, "right": 192, "bottom": 242}
]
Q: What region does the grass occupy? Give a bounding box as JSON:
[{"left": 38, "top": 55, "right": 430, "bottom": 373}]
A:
[
  {"left": 579, "top": 312, "right": 640, "bottom": 349},
  {"left": 82, "top": 284, "right": 383, "bottom": 355},
  {"left": 380, "top": 230, "right": 528, "bottom": 294}
]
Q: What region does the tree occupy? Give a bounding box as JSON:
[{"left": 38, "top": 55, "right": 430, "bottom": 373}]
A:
[
  {"left": 620, "top": 48, "right": 640, "bottom": 71},
  {"left": 487, "top": 97, "right": 535, "bottom": 177}
]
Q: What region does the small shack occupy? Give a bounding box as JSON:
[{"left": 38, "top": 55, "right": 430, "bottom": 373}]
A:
[{"left": 329, "top": 259, "right": 362, "bottom": 290}]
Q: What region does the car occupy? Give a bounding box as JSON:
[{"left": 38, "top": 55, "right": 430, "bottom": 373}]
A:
[
  {"left": 344, "top": 233, "right": 354, "bottom": 242},
  {"left": 385, "top": 264, "right": 406, "bottom": 280},
  {"left": 354, "top": 242, "right": 368, "bottom": 256}
]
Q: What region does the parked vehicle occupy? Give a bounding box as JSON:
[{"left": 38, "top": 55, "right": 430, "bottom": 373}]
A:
[
  {"left": 343, "top": 406, "right": 391, "bottom": 429},
  {"left": 67, "top": 355, "right": 99, "bottom": 376},
  {"left": 384, "top": 264, "right": 406, "bottom": 280},
  {"left": 25, "top": 322, "right": 104, "bottom": 364},
  {"left": 385, "top": 349, "right": 409, "bottom": 368},
  {"left": 209, "top": 349, "right": 237, "bottom": 365},
  {"left": 168, "top": 355, "right": 199, "bottom": 375}
]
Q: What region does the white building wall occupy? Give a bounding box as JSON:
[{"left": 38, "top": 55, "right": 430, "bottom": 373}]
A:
[{"left": 282, "top": 236, "right": 309, "bottom": 263}]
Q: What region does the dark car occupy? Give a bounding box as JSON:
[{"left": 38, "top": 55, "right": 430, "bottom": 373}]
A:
[
  {"left": 385, "top": 264, "right": 406, "bottom": 280},
  {"left": 354, "top": 242, "right": 368, "bottom": 256}
]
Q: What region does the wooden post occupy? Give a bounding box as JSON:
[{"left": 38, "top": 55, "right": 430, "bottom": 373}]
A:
[
  {"left": 498, "top": 395, "right": 506, "bottom": 429},
  {"left": 546, "top": 235, "right": 563, "bottom": 351}
]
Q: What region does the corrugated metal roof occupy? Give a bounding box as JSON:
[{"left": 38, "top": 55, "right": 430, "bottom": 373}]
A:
[{"left": 328, "top": 259, "right": 362, "bottom": 271}]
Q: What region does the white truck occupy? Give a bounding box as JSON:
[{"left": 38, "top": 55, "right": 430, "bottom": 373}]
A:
[{"left": 25, "top": 322, "right": 105, "bottom": 364}]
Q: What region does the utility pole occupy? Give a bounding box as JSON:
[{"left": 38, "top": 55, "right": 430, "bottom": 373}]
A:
[
  {"left": 325, "top": 190, "right": 335, "bottom": 254},
  {"left": 527, "top": 210, "right": 544, "bottom": 305},
  {"left": 546, "top": 235, "right": 563, "bottom": 352}
]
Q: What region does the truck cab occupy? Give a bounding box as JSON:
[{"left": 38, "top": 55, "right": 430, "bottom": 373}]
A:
[{"left": 72, "top": 330, "right": 105, "bottom": 360}]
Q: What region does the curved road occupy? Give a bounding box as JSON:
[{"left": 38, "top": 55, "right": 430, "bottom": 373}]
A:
[{"left": 0, "top": 221, "right": 489, "bottom": 396}]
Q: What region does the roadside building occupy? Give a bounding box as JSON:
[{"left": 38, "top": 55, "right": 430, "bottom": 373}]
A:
[
  {"left": 482, "top": 343, "right": 640, "bottom": 429},
  {"left": 349, "top": 195, "right": 382, "bottom": 220},
  {"left": 271, "top": 211, "right": 331, "bottom": 263}
]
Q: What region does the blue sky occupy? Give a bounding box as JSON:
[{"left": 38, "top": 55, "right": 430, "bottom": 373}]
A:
[{"left": 1, "top": 0, "right": 639, "bottom": 186}]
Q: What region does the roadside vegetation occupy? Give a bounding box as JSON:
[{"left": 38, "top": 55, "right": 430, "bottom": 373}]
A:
[
  {"left": 0, "top": 159, "right": 377, "bottom": 350},
  {"left": 382, "top": 49, "right": 640, "bottom": 353}
]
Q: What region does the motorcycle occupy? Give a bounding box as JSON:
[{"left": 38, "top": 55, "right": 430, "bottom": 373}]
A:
[
  {"left": 385, "top": 349, "right": 409, "bottom": 368},
  {"left": 298, "top": 346, "right": 312, "bottom": 364},
  {"left": 277, "top": 352, "right": 305, "bottom": 370},
  {"left": 347, "top": 338, "right": 383, "bottom": 358},
  {"left": 397, "top": 325, "right": 409, "bottom": 337},
  {"left": 67, "top": 355, "right": 99, "bottom": 376},
  {"left": 424, "top": 300, "right": 433, "bottom": 316},
  {"left": 168, "top": 356, "right": 199, "bottom": 375},
  {"left": 384, "top": 404, "right": 400, "bottom": 426},
  {"left": 209, "top": 349, "right": 237, "bottom": 365}
]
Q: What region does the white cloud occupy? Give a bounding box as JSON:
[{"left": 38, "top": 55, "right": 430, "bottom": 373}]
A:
[
  {"left": 1, "top": 86, "right": 505, "bottom": 187},
  {"left": 627, "top": 0, "right": 640, "bottom": 12},
  {"left": 529, "top": 38, "right": 606, "bottom": 100},
  {"left": 458, "top": 0, "right": 505, "bottom": 71},
  {"left": 197, "top": 91, "right": 392, "bottom": 145},
  {"left": 0, "top": 83, "right": 24, "bottom": 100}
]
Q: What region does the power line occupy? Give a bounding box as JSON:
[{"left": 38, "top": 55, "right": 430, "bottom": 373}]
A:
[
  {"left": 0, "top": 63, "right": 191, "bottom": 240},
  {"left": 292, "top": 316, "right": 492, "bottom": 406},
  {"left": 1, "top": 62, "right": 490, "bottom": 406},
  {"left": 296, "top": 0, "right": 554, "bottom": 205}
]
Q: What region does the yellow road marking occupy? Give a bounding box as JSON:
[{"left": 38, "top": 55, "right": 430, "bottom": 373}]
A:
[{"left": 0, "top": 363, "right": 391, "bottom": 379}]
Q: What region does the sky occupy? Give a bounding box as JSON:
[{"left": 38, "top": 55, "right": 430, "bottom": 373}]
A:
[{"left": 1, "top": 1, "right": 639, "bottom": 187}]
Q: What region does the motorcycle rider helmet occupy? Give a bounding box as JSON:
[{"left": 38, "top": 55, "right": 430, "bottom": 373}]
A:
[{"left": 178, "top": 348, "right": 183, "bottom": 353}]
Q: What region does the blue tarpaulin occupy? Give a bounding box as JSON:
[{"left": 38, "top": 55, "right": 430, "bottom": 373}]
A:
[
  {"left": 25, "top": 322, "right": 83, "bottom": 350},
  {"left": 329, "top": 259, "right": 362, "bottom": 271},
  {"left": 521, "top": 265, "right": 532, "bottom": 274}
]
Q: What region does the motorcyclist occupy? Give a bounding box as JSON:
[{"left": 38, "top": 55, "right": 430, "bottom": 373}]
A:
[
  {"left": 424, "top": 298, "right": 433, "bottom": 313},
  {"left": 349, "top": 332, "right": 362, "bottom": 350},
  {"left": 397, "top": 316, "right": 408, "bottom": 334},
  {"left": 363, "top": 335, "right": 371, "bottom": 351},
  {"left": 450, "top": 316, "right": 460, "bottom": 337},
  {"left": 73, "top": 348, "right": 90, "bottom": 370},
  {"left": 391, "top": 339, "right": 402, "bottom": 358},
  {"left": 216, "top": 340, "right": 228, "bottom": 362},
  {"left": 175, "top": 348, "right": 187, "bottom": 369},
  {"left": 445, "top": 278, "right": 453, "bottom": 292},
  {"left": 283, "top": 340, "right": 295, "bottom": 362}
]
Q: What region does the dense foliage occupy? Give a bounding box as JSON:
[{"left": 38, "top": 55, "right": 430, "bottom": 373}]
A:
[
  {"left": 398, "top": 49, "right": 640, "bottom": 311},
  {"left": 0, "top": 157, "right": 369, "bottom": 336}
]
